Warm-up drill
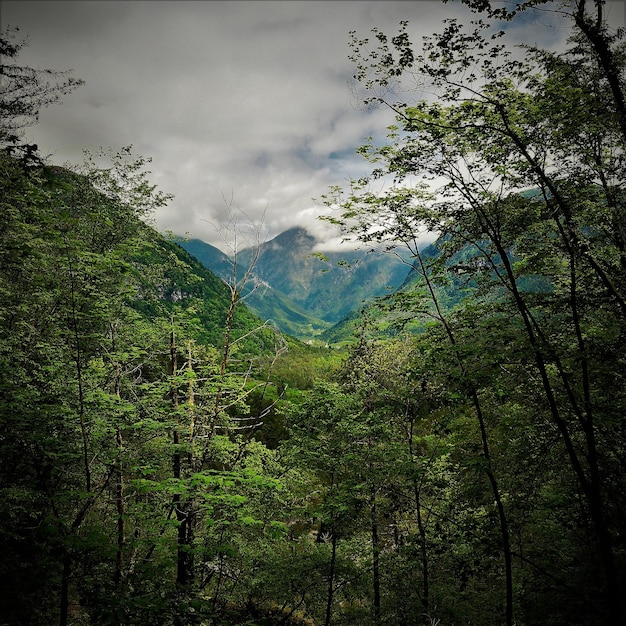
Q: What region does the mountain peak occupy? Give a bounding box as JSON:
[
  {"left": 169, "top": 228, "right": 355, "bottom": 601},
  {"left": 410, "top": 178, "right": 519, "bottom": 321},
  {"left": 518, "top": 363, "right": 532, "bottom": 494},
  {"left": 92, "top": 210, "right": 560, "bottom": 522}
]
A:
[
  {"left": 178, "top": 228, "right": 411, "bottom": 338},
  {"left": 266, "top": 226, "right": 316, "bottom": 250}
]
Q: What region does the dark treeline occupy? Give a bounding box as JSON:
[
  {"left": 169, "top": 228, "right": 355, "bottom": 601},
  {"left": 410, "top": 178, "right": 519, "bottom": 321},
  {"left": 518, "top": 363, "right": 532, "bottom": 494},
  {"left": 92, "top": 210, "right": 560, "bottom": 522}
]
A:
[{"left": 1, "top": 1, "right": 625, "bottom": 624}]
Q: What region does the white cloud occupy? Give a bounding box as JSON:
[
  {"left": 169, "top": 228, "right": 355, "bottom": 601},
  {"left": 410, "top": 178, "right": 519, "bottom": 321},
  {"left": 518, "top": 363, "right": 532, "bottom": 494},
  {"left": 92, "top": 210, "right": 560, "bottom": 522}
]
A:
[{"left": 4, "top": 0, "right": 578, "bottom": 250}]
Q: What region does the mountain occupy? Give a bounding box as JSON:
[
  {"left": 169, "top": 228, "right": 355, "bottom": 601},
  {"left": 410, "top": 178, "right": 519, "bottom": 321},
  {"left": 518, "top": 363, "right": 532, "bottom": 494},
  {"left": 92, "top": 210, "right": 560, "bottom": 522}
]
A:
[
  {"left": 175, "top": 237, "right": 233, "bottom": 279},
  {"left": 322, "top": 231, "right": 559, "bottom": 345},
  {"left": 3, "top": 160, "right": 272, "bottom": 354},
  {"left": 240, "top": 227, "right": 412, "bottom": 322},
  {"left": 132, "top": 229, "right": 267, "bottom": 347},
  {"left": 177, "top": 235, "right": 332, "bottom": 337},
  {"left": 179, "top": 227, "right": 412, "bottom": 340}
]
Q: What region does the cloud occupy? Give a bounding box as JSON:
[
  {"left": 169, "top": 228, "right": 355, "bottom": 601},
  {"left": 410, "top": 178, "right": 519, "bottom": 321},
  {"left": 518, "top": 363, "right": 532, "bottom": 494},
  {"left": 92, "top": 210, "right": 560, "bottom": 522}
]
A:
[{"left": 4, "top": 0, "right": 576, "bottom": 250}]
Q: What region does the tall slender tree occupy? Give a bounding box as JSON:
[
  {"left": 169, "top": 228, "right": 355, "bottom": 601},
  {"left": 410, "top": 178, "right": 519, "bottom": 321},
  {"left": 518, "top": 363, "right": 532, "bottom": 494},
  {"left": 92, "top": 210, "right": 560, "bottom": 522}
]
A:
[{"left": 325, "top": 2, "right": 626, "bottom": 621}]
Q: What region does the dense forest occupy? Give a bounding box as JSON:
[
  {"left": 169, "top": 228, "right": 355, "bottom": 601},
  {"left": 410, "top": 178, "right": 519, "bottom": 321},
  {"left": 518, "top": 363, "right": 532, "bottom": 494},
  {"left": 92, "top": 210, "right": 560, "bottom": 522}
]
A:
[{"left": 1, "top": 1, "right": 626, "bottom": 624}]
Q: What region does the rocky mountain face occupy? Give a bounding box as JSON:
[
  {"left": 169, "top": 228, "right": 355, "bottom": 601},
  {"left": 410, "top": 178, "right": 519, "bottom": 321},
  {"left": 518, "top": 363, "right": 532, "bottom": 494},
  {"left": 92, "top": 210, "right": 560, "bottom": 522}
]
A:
[{"left": 178, "top": 227, "right": 411, "bottom": 340}]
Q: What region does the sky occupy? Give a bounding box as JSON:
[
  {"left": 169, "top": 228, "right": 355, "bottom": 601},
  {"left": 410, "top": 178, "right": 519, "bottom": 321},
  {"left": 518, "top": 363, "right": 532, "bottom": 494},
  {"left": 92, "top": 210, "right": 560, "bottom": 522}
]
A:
[{"left": 3, "top": 1, "right": 625, "bottom": 251}]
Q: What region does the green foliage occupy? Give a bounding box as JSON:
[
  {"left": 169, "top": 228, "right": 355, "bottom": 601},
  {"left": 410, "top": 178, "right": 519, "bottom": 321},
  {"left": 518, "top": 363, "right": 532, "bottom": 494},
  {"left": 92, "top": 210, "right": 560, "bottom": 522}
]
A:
[
  {"left": 4, "top": 6, "right": 626, "bottom": 625},
  {"left": 322, "top": 2, "right": 626, "bottom": 623},
  {"left": 0, "top": 146, "right": 291, "bottom": 624}
]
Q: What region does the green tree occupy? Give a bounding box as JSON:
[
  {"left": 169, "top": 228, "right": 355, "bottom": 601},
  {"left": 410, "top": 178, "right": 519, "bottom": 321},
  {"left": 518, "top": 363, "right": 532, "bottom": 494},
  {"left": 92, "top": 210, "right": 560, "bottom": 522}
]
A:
[
  {"left": 0, "top": 142, "right": 175, "bottom": 624},
  {"left": 1, "top": 27, "right": 83, "bottom": 151},
  {"left": 1, "top": 29, "right": 295, "bottom": 626},
  {"left": 326, "top": 2, "right": 626, "bottom": 622}
]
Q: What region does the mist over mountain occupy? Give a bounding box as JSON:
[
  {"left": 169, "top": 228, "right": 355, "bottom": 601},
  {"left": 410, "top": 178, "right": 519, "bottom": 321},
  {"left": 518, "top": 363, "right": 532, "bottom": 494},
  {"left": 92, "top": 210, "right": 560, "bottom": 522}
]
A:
[{"left": 178, "top": 226, "right": 412, "bottom": 340}]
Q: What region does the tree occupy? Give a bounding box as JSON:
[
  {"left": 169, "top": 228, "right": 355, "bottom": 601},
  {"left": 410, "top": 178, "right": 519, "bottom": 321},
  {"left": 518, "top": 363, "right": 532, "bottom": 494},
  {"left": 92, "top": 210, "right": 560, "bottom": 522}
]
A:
[
  {"left": 135, "top": 206, "right": 289, "bottom": 623},
  {"left": 282, "top": 381, "right": 368, "bottom": 625},
  {"left": 325, "top": 2, "right": 626, "bottom": 622},
  {"left": 0, "top": 27, "right": 300, "bottom": 626},
  {"left": 0, "top": 140, "right": 177, "bottom": 625},
  {"left": 1, "top": 27, "right": 83, "bottom": 151}
]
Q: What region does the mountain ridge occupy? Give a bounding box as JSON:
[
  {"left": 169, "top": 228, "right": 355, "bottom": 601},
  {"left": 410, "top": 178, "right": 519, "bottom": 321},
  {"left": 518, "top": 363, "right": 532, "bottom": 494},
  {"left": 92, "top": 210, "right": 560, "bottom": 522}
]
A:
[{"left": 178, "top": 226, "right": 412, "bottom": 340}]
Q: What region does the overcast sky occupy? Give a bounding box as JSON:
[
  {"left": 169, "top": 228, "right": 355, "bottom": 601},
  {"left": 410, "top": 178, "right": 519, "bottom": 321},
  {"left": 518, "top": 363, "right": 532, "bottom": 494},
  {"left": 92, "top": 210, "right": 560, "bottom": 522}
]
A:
[{"left": 3, "top": 1, "right": 624, "bottom": 250}]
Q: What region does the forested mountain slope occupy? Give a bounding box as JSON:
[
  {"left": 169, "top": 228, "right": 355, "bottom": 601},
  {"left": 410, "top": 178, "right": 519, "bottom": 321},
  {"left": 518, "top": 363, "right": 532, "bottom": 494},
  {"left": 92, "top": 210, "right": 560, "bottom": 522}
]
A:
[
  {"left": 247, "top": 227, "right": 412, "bottom": 323},
  {"left": 180, "top": 227, "right": 411, "bottom": 339},
  {"left": 3, "top": 2, "right": 626, "bottom": 624},
  {"left": 179, "top": 236, "right": 333, "bottom": 338},
  {"left": 0, "top": 152, "right": 289, "bottom": 624}
]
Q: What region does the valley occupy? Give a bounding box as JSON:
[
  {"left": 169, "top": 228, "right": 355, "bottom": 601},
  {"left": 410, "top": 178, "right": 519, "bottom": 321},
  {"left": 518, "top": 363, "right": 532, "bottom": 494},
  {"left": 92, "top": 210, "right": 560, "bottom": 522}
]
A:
[
  {"left": 179, "top": 226, "right": 412, "bottom": 342},
  {"left": 3, "top": 5, "right": 626, "bottom": 624}
]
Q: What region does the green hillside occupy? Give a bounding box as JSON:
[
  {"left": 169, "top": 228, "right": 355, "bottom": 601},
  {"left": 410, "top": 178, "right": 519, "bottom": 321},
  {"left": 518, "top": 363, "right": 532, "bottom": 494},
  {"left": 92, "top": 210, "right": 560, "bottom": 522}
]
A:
[
  {"left": 4, "top": 7, "right": 626, "bottom": 624},
  {"left": 0, "top": 149, "right": 297, "bottom": 625},
  {"left": 180, "top": 228, "right": 411, "bottom": 340},
  {"left": 178, "top": 238, "right": 332, "bottom": 338}
]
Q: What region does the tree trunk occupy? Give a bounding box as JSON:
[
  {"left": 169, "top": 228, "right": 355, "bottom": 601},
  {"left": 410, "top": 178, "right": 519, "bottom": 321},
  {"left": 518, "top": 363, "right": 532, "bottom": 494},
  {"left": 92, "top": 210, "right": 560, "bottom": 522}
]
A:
[
  {"left": 413, "top": 247, "right": 514, "bottom": 625},
  {"left": 59, "top": 552, "right": 71, "bottom": 626},
  {"left": 479, "top": 205, "right": 622, "bottom": 624},
  {"left": 113, "top": 352, "right": 125, "bottom": 586},
  {"left": 370, "top": 483, "right": 381, "bottom": 625},
  {"left": 170, "top": 324, "right": 187, "bottom": 587},
  {"left": 324, "top": 530, "right": 337, "bottom": 626},
  {"left": 408, "top": 416, "right": 430, "bottom": 620},
  {"left": 114, "top": 427, "right": 125, "bottom": 585}
]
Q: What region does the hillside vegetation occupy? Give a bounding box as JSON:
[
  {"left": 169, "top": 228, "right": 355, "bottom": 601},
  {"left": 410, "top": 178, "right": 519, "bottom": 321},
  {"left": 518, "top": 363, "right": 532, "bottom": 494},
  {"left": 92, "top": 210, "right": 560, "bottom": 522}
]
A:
[
  {"left": 2, "top": 3, "right": 626, "bottom": 624},
  {"left": 180, "top": 228, "right": 411, "bottom": 341}
]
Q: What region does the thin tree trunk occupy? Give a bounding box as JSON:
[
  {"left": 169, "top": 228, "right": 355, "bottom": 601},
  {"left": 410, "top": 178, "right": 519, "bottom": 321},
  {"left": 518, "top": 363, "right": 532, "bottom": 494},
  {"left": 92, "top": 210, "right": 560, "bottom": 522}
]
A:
[
  {"left": 59, "top": 552, "right": 72, "bottom": 626},
  {"left": 574, "top": 0, "right": 626, "bottom": 143},
  {"left": 170, "top": 324, "right": 187, "bottom": 587},
  {"left": 324, "top": 530, "right": 337, "bottom": 626},
  {"left": 59, "top": 241, "right": 88, "bottom": 625},
  {"left": 370, "top": 483, "right": 381, "bottom": 625},
  {"left": 408, "top": 418, "right": 430, "bottom": 620},
  {"left": 415, "top": 484, "right": 429, "bottom": 622},
  {"left": 471, "top": 389, "right": 513, "bottom": 626},
  {"left": 412, "top": 247, "right": 514, "bottom": 625},
  {"left": 114, "top": 426, "right": 125, "bottom": 585},
  {"left": 475, "top": 203, "right": 622, "bottom": 623},
  {"left": 112, "top": 345, "right": 125, "bottom": 586}
]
